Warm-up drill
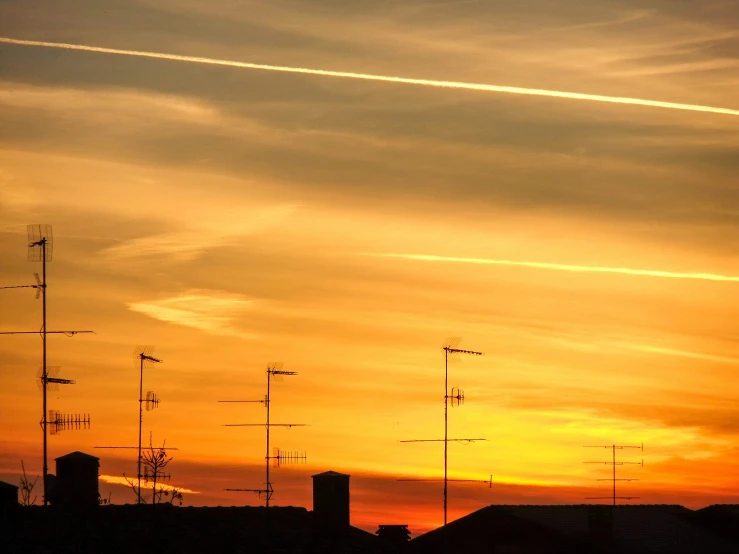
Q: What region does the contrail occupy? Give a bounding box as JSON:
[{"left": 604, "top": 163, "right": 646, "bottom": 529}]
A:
[
  {"left": 365, "top": 253, "right": 739, "bottom": 283},
  {"left": 1, "top": 37, "right": 739, "bottom": 117}
]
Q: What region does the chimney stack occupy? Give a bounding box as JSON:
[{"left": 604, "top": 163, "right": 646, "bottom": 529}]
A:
[
  {"left": 52, "top": 451, "right": 99, "bottom": 510},
  {"left": 312, "top": 470, "right": 350, "bottom": 530}
]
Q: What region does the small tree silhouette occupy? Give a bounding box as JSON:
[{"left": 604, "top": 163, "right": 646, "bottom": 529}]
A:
[
  {"left": 19, "top": 460, "right": 39, "bottom": 506},
  {"left": 124, "top": 435, "right": 183, "bottom": 505}
]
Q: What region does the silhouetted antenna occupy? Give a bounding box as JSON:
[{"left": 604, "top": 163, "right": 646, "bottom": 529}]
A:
[
  {"left": 145, "top": 391, "right": 160, "bottom": 411},
  {"left": 36, "top": 366, "right": 75, "bottom": 391},
  {"left": 449, "top": 387, "right": 464, "bottom": 407},
  {"left": 48, "top": 411, "right": 91, "bottom": 435},
  {"left": 219, "top": 362, "right": 307, "bottom": 507},
  {"left": 0, "top": 225, "right": 95, "bottom": 506},
  {"left": 133, "top": 346, "right": 163, "bottom": 504},
  {"left": 584, "top": 443, "right": 644, "bottom": 505},
  {"left": 400, "top": 338, "right": 485, "bottom": 526},
  {"left": 272, "top": 448, "right": 307, "bottom": 467}
]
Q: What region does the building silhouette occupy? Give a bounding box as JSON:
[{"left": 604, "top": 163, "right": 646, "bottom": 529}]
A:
[
  {"left": 312, "top": 470, "right": 351, "bottom": 529},
  {"left": 49, "top": 451, "right": 99, "bottom": 509}
]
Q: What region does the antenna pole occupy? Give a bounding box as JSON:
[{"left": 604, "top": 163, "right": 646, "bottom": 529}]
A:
[
  {"left": 612, "top": 445, "right": 616, "bottom": 506},
  {"left": 443, "top": 347, "right": 448, "bottom": 526},
  {"left": 41, "top": 238, "right": 48, "bottom": 506},
  {"left": 138, "top": 354, "right": 144, "bottom": 504},
  {"left": 266, "top": 369, "right": 271, "bottom": 508}
]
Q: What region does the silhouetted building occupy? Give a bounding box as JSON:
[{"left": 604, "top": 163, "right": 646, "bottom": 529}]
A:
[
  {"left": 690, "top": 505, "right": 739, "bottom": 544},
  {"left": 377, "top": 524, "right": 411, "bottom": 547},
  {"left": 312, "top": 470, "right": 350, "bottom": 530},
  {"left": 51, "top": 451, "right": 99, "bottom": 509},
  {"left": 0, "top": 480, "right": 19, "bottom": 513},
  {"left": 0, "top": 504, "right": 396, "bottom": 553},
  {"left": 410, "top": 504, "right": 739, "bottom": 554}
]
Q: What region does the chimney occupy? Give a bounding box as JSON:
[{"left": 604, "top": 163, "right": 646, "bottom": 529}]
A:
[
  {"left": 376, "top": 524, "right": 411, "bottom": 548},
  {"left": 312, "top": 470, "right": 350, "bottom": 530},
  {"left": 52, "top": 451, "right": 99, "bottom": 510},
  {"left": 587, "top": 505, "right": 614, "bottom": 544}
]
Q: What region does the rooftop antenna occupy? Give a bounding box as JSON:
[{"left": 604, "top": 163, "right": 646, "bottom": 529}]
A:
[
  {"left": 47, "top": 410, "right": 91, "bottom": 435},
  {"left": 133, "top": 346, "right": 162, "bottom": 504},
  {"left": 36, "top": 365, "right": 92, "bottom": 435},
  {"left": 584, "top": 443, "right": 644, "bottom": 505},
  {"left": 400, "top": 338, "right": 485, "bottom": 526},
  {"left": 0, "top": 225, "right": 94, "bottom": 506},
  {"left": 220, "top": 362, "right": 306, "bottom": 507}
]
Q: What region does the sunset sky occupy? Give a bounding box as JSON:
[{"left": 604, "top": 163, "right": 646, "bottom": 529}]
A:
[{"left": 1, "top": 0, "right": 739, "bottom": 535}]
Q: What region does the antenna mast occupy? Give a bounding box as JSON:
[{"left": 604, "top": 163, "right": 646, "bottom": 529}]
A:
[
  {"left": 133, "top": 346, "right": 163, "bottom": 503},
  {"left": 220, "top": 363, "right": 306, "bottom": 507},
  {"left": 0, "top": 225, "right": 94, "bottom": 506},
  {"left": 584, "top": 443, "right": 644, "bottom": 505},
  {"left": 400, "top": 338, "right": 485, "bottom": 526}
]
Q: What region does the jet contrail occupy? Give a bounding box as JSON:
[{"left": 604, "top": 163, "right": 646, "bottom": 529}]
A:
[
  {"left": 1, "top": 37, "right": 738, "bottom": 117},
  {"left": 365, "top": 253, "right": 739, "bottom": 283}
]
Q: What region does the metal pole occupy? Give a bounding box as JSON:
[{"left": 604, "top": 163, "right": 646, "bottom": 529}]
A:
[
  {"left": 138, "top": 355, "right": 144, "bottom": 503},
  {"left": 443, "top": 348, "right": 448, "bottom": 526},
  {"left": 612, "top": 445, "right": 616, "bottom": 506},
  {"left": 41, "top": 239, "right": 48, "bottom": 506},
  {"left": 266, "top": 371, "right": 271, "bottom": 508}
]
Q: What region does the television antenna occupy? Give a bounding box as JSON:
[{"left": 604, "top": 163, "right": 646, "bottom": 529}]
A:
[
  {"left": 584, "top": 443, "right": 644, "bottom": 505},
  {"left": 36, "top": 366, "right": 92, "bottom": 435},
  {"left": 47, "top": 410, "right": 91, "bottom": 435},
  {"left": 220, "top": 363, "right": 306, "bottom": 507},
  {"left": 400, "top": 338, "right": 485, "bottom": 526},
  {"left": 131, "top": 346, "right": 164, "bottom": 503},
  {"left": 0, "top": 225, "right": 94, "bottom": 506}
]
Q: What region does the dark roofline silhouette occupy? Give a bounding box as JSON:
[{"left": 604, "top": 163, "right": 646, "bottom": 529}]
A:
[
  {"left": 312, "top": 470, "right": 349, "bottom": 478},
  {"left": 55, "top": 451, "right": 99, "bottom": 461}
]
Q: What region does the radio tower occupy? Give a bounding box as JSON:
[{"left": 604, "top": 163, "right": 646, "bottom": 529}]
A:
[
  {"left": 0, "top": 225, "right": 94, "bottom": 505},
  {"left": 401, "top": 338, "right": 485, "bottom": 525},
  {"left": 584, "top": 443, "right": 644, "bottom": 505},
  {"left": 220, "top": 363, "right": 306, "bottom": 507}
]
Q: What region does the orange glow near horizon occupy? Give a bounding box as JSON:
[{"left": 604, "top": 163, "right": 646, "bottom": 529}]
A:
[{"left": 2, "top": 0, "right": 739, "bottom": 537}]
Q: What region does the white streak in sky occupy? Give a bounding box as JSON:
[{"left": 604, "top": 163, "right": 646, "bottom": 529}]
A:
[
  {"left": 366, "top": 253, "right": 739, "bottom": 283},
  {"left": 1, "top": 37, "right": 738, "bottom": 117}
]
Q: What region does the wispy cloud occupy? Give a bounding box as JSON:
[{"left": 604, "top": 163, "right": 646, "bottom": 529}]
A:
[
  {"left": 1, "top": 37, "right": 738, "bottom": 117},
  {"left": 365, "top": 253, "right": 739, "bottom": 283},
  {"left": 99, "top": 474, "right": 199, "bottom": 494},
  {"left": 128, "top": 290, "right": 256, "bottom": 338}
]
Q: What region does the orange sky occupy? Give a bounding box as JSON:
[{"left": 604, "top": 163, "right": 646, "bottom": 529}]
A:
[{"left": 1, "top": 0, "right": 739, "bottom": 537}]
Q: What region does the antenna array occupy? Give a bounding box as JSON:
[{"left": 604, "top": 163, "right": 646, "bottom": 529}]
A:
[
  {"left": 584, "top": 443, "right": 644, "bottom": 505},
  {"left": 220, "top": 363, "right": 307, "bottom": 507},
  {"left": 400, "top": 338, "right": 488, "bottom": 526},
  {"left": 47, "top": 411, "right": 91, "bottom": 435}
]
